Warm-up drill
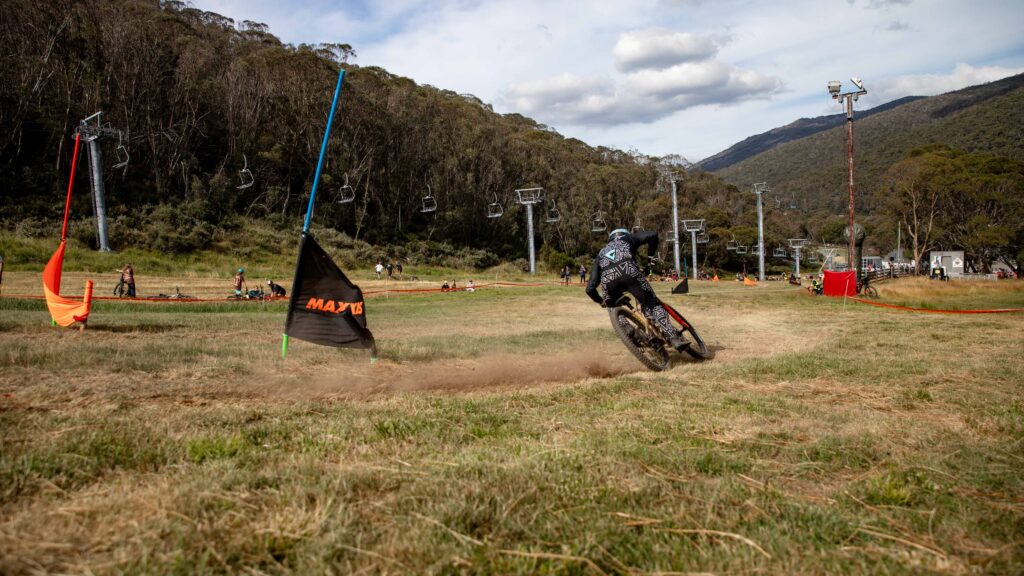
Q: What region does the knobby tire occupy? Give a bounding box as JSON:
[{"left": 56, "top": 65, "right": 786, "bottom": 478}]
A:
[
  {"left": 664, "top": 303, "right": 710, "bottom": 360},
  {"left": 610, "top": 307, "right": 670, "bottom": 371}
]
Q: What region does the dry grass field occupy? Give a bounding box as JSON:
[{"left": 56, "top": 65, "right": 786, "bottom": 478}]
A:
[{"left": 1, "top": 272, "right": 1022, "bottom": 574}]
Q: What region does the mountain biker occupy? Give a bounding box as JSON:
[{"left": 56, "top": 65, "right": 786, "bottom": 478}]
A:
[{"left": 585, "top": 228, "right": 686, "bottom": 352}]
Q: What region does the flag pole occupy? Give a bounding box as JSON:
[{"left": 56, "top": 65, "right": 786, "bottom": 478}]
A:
[{"left": 282, "top": 68, "right": 346, "bottom": 358}]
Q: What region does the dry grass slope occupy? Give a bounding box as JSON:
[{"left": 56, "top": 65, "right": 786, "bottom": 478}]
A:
[{"left": 1, "top": 275, "right": 1022, "bottom": 574}]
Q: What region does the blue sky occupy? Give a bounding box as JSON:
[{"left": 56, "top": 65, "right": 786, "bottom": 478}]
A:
[{"left": 192, "top": 0, "right": 1024, "bottom": 161}]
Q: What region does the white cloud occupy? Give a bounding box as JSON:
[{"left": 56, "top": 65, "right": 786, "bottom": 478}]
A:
[
  {"left": 504, "top": 27, "right": 783, "bottom": 127},
  {"left": 613, "top": 29, "right": 718, "bottom": 72},
  {"left": 190, "top": 0, "right": 1024, "bottom": 161},
  {"left": 873, "top": 63, "right": 1024, "bottom": 101}
]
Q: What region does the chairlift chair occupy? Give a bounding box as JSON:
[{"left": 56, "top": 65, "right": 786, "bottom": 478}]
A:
[
  {"left": 545, "top": 201, "right": 561, "bottom": 223},
  {"left": 421, "top": 184, "right": 437, "bottom": 213},
  {"left": 237, "top": 154, "right": 254, "bottom": 190},
  {"left": 486, "top": 192, "right": 503, "bottom": 218},
  {"left": 112, "top": 132, "right": 129, "bottom": 170},
  {"left": 591, "top": 211, "right": 607, "bottom": 233},
  {"left": 336, "top": 173, "right": 356, "bottom": 204}
]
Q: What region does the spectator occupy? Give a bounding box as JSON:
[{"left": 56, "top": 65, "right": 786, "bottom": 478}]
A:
[
  {"left": 120, "top": 263, "right": 136, "bottom": 297},
  {"left": 266, "top": 280, "right": 286, "bottom": 297},
  {"left": 233, "top": 268, "right": 247, "bottom": 297},
  {"left": 374, "top": 261, "right": 383, "bottom": 280}
]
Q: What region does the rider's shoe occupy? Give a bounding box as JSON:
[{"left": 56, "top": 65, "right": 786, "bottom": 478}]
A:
[{"left": 668, "top": 334, "right": 688, "bottom": 352}]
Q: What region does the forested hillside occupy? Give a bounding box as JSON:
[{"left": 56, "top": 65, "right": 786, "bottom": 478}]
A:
[
  {"left": 0, "top": 0, "right": 758, "bottom": 266},
  {"left": 713, "top": 73, "right": 1024, "bottom": 215},
  {"left": 697, "top": 96, "right": 923, "bottom": 172}
]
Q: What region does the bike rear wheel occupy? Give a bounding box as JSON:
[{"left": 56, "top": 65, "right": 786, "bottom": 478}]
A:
[{"left": 609, "top": 307, "right": 670, "bottom": 371}]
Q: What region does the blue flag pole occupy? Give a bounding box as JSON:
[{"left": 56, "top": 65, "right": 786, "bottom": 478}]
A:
[
  {"left": 283, "top": 68, "right": 346, "bottom": 358},
  {"left": 303, "top": 68, "right": 346, "bottom": 233}
]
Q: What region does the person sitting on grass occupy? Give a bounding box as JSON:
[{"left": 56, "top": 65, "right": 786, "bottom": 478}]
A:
[{"left": 266, "top": 280, "right": 286, "bottom": 298}]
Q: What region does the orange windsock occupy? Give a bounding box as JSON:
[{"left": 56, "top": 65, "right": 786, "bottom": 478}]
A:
[{"left": 43, "top": 240, "right": 93, "bottom": 327}]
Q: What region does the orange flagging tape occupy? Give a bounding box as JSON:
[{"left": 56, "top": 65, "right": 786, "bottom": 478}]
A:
[{"left": 851, "top": 297, "right": 1024, "bottom": 315}]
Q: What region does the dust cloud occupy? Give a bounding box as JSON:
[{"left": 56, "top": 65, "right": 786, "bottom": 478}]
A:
[{"left": 252, "top": 347, "right": 637, "bottom": 399}]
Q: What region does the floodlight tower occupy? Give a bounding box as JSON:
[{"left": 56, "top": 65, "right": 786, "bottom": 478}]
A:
[
  {"left": 515, "top": 187, "right": 544, "bottom": 274},
  {"left": 753, "top": 182, "right": 770, "bottom": 281},
  {"left": 828, "top": 77, "right": 867, "bottom": 276},
  {"left": 789, "top": 239, "right": 808, "bottom": 278},
  {"left": 77, "top": 111, "right": 125, "bottom": 252},
  {"left": 682, "top": 219, "right": 705, "bottom": 279},
  {"left": 659, "top": 169, "right": 683, "bottom": 277}
]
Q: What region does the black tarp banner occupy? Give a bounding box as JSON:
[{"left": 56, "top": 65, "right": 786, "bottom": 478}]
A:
[{"left": 284, "top": 234, "right": 375, "bottom": 350}]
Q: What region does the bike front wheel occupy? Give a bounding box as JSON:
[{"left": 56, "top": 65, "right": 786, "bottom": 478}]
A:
[
  {"left": 609, "top": 307, "right": 670, "bottom": 371},
  {"left": 664, "top": 303, "right": 710, "bottom": 360}
]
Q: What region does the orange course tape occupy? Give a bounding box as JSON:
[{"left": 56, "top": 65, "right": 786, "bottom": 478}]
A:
[{"left": 851, "top": 297, "right": 1024, "bottom": 315}]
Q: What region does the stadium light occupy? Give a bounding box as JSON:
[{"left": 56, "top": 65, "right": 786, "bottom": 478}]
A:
[{"left": 828, "top": 77, "right": 868, "bottom": 279}]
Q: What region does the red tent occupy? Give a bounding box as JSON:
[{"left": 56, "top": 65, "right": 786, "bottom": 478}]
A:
[{"left": 823, "top": 270, "right": 856, "bottom": 297}]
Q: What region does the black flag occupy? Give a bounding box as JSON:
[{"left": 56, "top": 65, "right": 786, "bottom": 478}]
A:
[{"left": 284, "top": 234, "right": 375, "bottom": 350}]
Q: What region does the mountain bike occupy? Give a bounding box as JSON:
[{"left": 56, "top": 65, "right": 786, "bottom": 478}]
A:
[
  {"left": 608, "top": 293, "right": 709, "bottom": 371},
  {"left": 857, "top": 276, "right": 878, "bottom": 298}
]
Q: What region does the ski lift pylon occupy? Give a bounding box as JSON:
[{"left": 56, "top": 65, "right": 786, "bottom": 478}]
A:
[
  {"left": 237, "top": 154, "right": 254, "bottom": 190},
  {"left": 421, "top": 184, "right": 437, "bottom": 213},
  {"left": 487, "top": 192, "right": 503, "bottom": 218},
  {"left": 336, "top": 172, "right": 355, "bottom": 204}
]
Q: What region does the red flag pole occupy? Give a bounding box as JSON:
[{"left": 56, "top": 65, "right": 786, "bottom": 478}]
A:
[{"left": 61, "top": 133, "right": 83, "bottom": 242}]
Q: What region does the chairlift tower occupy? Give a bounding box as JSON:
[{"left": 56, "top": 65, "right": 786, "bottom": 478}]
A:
[
  {"left": 789, "top": 239, "right": 809, "bottom": 278},
  {"left": 77, "top": 111, "right": 125, "bottom": 252},
  {"left": 753, "top": 182, "right": 770, "bottom": 281},
  {"left": 516, "top": 187, "right": 544, "bottom": 274},
  {"left": 682, "top": 219, "right": 705, "bottom": 279},
  {"left": 659, "top": 169, "right": 683, "bottom": 277}
]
